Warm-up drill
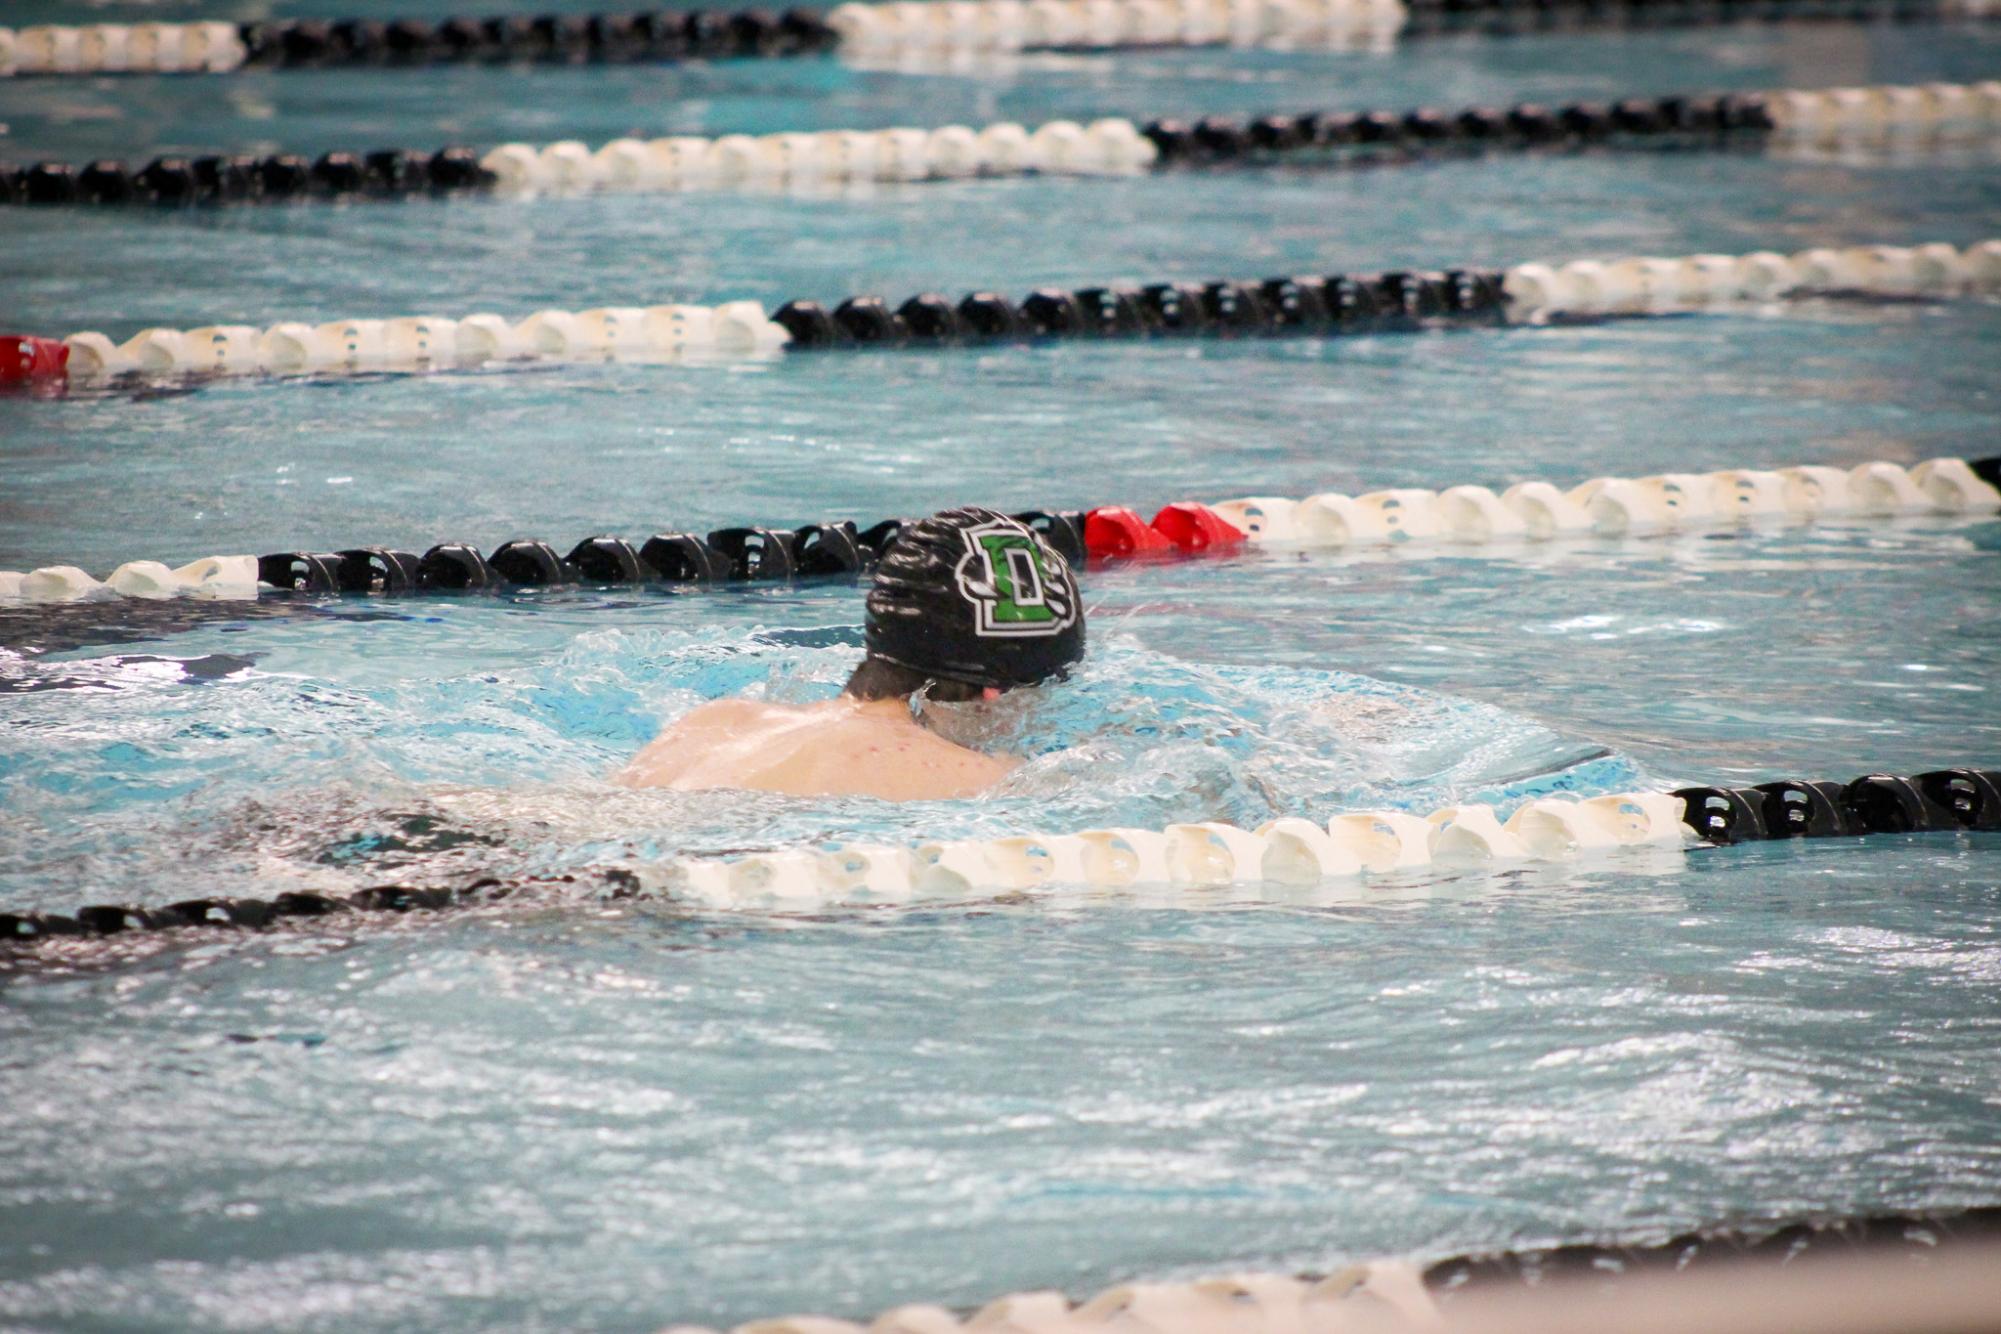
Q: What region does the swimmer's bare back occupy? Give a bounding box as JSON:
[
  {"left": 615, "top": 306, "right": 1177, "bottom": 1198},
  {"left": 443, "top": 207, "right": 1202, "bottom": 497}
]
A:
[{"left": 614, "top": 697, "right": 1019, "bottom": 800}]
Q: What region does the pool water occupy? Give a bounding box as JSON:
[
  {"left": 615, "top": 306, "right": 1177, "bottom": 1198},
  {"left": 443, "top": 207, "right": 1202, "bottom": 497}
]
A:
[{"left": 3, "top": 6, "right": 2001, "bottom": 1330}]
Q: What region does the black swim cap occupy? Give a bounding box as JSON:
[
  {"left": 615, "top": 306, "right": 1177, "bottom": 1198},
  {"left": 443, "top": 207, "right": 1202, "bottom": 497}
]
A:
[{"left": 865, "top": 507, "right": 1085, "bottom": 690}]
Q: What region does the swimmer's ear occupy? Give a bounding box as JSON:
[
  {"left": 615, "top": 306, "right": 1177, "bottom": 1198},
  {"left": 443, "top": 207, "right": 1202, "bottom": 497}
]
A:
[{"left": 918, "top": 676, "right": 986, "bottom": 705}]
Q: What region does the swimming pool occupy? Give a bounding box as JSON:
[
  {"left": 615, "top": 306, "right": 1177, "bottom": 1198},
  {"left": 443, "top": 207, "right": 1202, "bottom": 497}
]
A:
[{"left": 3, "top": 5, "right": 2000, "bottom": 1329}]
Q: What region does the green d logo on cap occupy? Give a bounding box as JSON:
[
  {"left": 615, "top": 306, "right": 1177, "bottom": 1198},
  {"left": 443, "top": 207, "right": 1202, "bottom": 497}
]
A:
[{"left": 954, "top": 521, "right": 1078, "bottom": 639}]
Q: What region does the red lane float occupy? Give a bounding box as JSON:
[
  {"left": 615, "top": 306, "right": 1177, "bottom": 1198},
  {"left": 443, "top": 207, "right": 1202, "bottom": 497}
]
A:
[
  {"left": 1083, "top": 506, "right": 1174, "bottom": 558},
  {"left": 1082, "top": 503, "right": 1246, "bottom": 560},
  {"left": 1149, "top": 502, "right": 1247, "bottom": 552},
  {"left": 0, "top": 336, "right": 69, "bottom": 383}
]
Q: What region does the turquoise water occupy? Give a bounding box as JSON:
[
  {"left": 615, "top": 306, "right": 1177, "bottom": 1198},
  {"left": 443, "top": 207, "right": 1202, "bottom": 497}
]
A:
[{"left": 4, "top": 11, "right": 2001, "bottom": 1332}]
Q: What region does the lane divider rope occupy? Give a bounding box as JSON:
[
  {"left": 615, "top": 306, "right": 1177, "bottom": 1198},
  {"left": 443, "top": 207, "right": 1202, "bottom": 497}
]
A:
[
  {"left": 4, "top": 767, "right": 1995, "bottom": 940},
  {"left": 4, "top": 453, "right": 1993, "bottom": 606},
  {"left": 8, "top": 82, "right": 1999, "bottom": 207},
  {"left": 5, "top": 299, "right": 789, "bottom": 384},
  {"left": 1181, "top": 454, "right": 2001, "bottom": 551},
  {"left": 3, "top": 239, "right": 1994, "bottom": 390},
  {"left": 647, "top": 767, "right": 2001, "bottom": 909},
  {"left": 825, "top": 0, "right": 1989, "bottom": 55},
  {"left": 833, "top": 0, "right": 1404, "bottom": 50},
  {"left": 768, "top": 239, "right": 2001, "bottom": 346},
  {"left": 4, "top": 0, "right": 1996, "bottom": 76},
  {"left": 0, "top": 9, "right": 834, "bottom": 77},
  {"left": 0, "top": 21, "right": 251, "bottom": 76}
]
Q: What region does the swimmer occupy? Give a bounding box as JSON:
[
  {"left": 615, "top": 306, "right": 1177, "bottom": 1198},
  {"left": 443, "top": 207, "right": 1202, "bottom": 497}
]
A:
[{"left": 617, "top": 507, "right": 1085, "bottom": 800}]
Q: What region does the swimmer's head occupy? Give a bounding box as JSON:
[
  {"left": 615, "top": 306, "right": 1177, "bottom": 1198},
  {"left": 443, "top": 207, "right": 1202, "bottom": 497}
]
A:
[{"left": 847, "top": 507, "right": 1084, "bottom": 701}]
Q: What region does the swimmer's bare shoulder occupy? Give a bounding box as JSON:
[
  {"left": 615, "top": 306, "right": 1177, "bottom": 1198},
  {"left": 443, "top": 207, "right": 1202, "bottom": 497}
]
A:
[
  {"left": 802, "top": 703, "right": 1018, "bottom": 801},
  {"left": 615, "top": 698, "right": 1017, "bottom": 800},
  {"left": 614, "top": 699, "right": 796, "bottom": 789}
]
